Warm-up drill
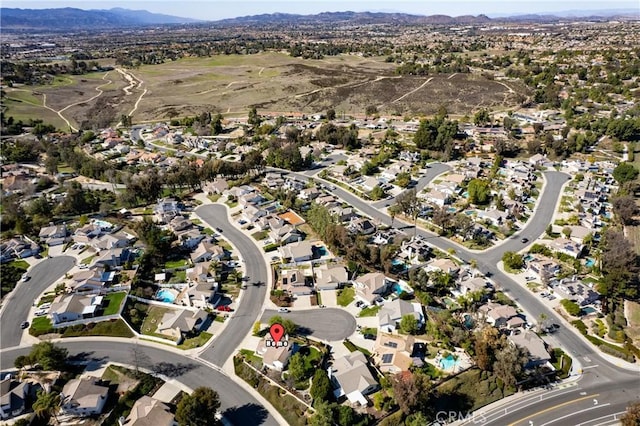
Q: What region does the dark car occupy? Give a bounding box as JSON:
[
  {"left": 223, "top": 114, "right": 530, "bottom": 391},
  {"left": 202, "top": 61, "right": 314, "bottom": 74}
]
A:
[
  {"left": 216, "top": 227, "right": 223, "bottom": 233},
  {"left": 20, "top": 321, "right": 29, "bottom": 329},
  {"left": 363, "top": 334, "right": 376, "bottom": 340},
  {"left": 521, "top": 238, "right": 529, "bottom": 243}
]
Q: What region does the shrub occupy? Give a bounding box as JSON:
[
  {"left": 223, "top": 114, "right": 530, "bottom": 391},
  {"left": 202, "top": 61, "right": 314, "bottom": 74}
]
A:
[
  {"left": 572, "top": 320, "right": 588, "bottom": 335},
  {"left": 560, "top": 299, "right": 581, "bottom": 316}
]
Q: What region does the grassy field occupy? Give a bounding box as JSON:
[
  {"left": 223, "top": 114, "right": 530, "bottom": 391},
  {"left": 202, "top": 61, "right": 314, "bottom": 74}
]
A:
[
  {"left": 337, "top": 287, "right": 355, "bottom": 306},
  {"left": 4, "top": 52, "right": 528, "bottom": 128},
  {"left": 141, "top": 306, "right": 178, "bottom": 341},
  {"left": 102, "top": 292, "right": 127, "bottom": 315},
  {"left": 625, "top": 300, "right": 640, "bottom": 344}
]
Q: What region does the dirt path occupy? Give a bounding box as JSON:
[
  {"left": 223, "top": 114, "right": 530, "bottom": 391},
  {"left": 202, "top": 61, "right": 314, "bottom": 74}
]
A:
[
  {"left": 259, "top": 67, "right": 265, "bottom": 76},
  {"left": 390, "top": 77, "right": 434, "bottom": 104},
  {"left": 495, "top": 80, "right": 515, "bottom": 94},
  {"left": 40, "top": 71, "right": 113, "bottom": 132},
  {"left": 114, "top": 68, "right": 147, "bottom": 122},
  {"left": 294, "top": 75, "right": 398, "bottom": 99}
]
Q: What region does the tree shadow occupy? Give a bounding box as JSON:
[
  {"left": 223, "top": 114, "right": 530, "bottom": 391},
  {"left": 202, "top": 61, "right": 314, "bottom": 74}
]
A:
[
  {"left": 295, "top": 326, "right": 313, "bottom": 336},
  {"left": 433, "top": 390, "right": 474, "bottom": 416},
  {"left": 223, "top": 403, "right": 269, "bottom": 425},
  {"left": 151, "top": 361, "right": 199, "bottom": 378}
]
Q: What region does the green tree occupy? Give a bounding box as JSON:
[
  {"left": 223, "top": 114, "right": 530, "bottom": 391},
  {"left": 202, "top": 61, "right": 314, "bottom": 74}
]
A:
[
  {"left": 467, "top": 178, "right": 491, "bottom": 205},
  {"left": 394, "top": 172, "right": 411, "bottom": 188},
  {"left": 211, "top": 113, "right": 223, "bottom": 135},
  {"left": 370, "top": 185, "right": 386, "bottom": 201},
  {"left": 613, "top": 162, "right": 639, "bottom": 184},
  {"left": 175, "top": 387, "right": 221, "bottom": 426},
  {"left": 310, "top": 369, "right": 333, "bottom": 404},
  {"left": 493, "top": 343, "right": 527, "bottom": 388},
  {"left": 248, "top": 106, "right": 261, "bottom": 127},
  {"left": 560, "top": 299, "right": 581, "bottom": 316},
  {"left": 365, "top": 105, "right": 378, "bottom": 117},
  {"left": 502, "top": 251, "right": 524, "bottom": 271},
  {"left": 326, "top": 109, "right": 336, "bottom": 120},
  {"left": 309, "top": 401, "right": 334, "bottom": 426},
  {"left": 29, "top": 342, "right": 68, "bottom": 371},
  {"left": 474, "top": 109, "right": 490, "bottom": 126},
  {"left": 621, "top": 401, "right": 640, "bottom": 426},
  {"left": 390, "top": 370, "right": 431, "bottom": 414},
  {"left": 287, "top": 352, "right": 309, "bottom": 382},
  {"left": 268, "top": 315, "right": 297, "bottom": 335},
  {"left": 33, "top": 390, "right": 61, "bottom": 423},
  {"left": 400, "top": 314, "right": 420, "bottom": 334}
]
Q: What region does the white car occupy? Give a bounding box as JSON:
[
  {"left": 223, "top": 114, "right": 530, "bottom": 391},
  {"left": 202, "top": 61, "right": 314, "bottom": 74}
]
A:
[
  {"left": 20, "top": 274, "right": 30, "bottom": 282},
  {"left": 277, "top": 308, "right": 290, "bottom": 313},
  {"left": 34, "top": 310, "right": 47, "bottom": 317}
]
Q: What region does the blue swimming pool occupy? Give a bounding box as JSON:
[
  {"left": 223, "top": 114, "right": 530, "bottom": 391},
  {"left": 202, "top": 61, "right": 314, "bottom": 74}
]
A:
[
  {"left": 583, "top": 306, "right": 597, "bottom": 315},
  {"left": 439, "top": 354, "right": 460, "bottom": 370},
  {"left": 463, "top": 314, "right": 474, "bottom": 329},
  {"left": 585, "top": 258, "right": 595, "bottom": 267},
  {"left": 315, "top": 246, "right": 328, "bottom": 256},
  {"left": 157, "top": 289, "right": 177, "bottom": 303}
]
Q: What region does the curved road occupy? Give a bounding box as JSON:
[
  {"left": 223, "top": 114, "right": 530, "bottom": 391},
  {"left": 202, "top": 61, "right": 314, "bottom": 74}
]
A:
[
  {"left": 0, "top": 341, "right": 279, "bottom": 426},
  {"left": 1, "top": 256, "right": 76, "bottom": 348},
  {"left": 261, "top": 308, "right": 356, "bottom": 341}
]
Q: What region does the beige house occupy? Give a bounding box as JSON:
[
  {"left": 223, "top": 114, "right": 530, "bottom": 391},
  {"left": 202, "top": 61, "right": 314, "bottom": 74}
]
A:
[
  {"left": 61, "top": 378, "right": 109, "bottom": 416},
  {"left": 157, "top": 309, "right": 208, "bottom": 342},
  {"left": 120, "top": 396, "right": 176, "bottom": 426},
  {"left": 373, "top": 334, "right": 417, "bottom": 374}
]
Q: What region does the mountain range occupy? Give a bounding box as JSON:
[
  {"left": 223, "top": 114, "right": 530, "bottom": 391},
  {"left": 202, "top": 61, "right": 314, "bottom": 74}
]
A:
[{"left": 1, "top": 7, "right": 638, "bottom": 31}]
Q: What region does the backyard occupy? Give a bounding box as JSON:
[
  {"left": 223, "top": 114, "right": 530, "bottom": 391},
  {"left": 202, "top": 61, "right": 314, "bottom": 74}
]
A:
[{"left": 141, "top": 306, "right": 178, "bottom": 341}]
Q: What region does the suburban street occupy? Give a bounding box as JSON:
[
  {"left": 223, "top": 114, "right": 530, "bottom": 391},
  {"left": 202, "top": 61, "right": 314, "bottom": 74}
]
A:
[
  {"left": 261, "top": 308, "right": 356, "bottom": 341},
  {"left": 0, "top": 256, "right": 75, "bottom": 348},
  {"left": 0, "top": 342, "right": 279, "bottom": 426},
  {"left": 195, "top": 204, "right": 270, "bottom": 367}
]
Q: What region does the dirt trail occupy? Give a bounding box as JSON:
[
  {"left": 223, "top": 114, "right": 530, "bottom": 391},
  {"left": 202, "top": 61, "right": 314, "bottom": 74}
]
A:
[
  {"left": 115, "top": 68, "right": 147, "bottom": 122},
  {"left": 40, "top": 71, "right": 112, "bottom": 132},
  {"left": 390, "top": 77, "right": 434, "bottom": 104}
]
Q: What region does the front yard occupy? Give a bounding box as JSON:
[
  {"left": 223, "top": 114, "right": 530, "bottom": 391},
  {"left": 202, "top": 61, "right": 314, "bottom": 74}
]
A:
[
  {"left": 337, "top": 287, "right": 355, "bottom": 306},
  {"left": 141, "top": 306, "right": 178, "bottom": 341}
]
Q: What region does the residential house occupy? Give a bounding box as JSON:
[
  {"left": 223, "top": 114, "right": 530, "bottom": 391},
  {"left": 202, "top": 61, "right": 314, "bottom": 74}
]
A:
[
  {"left": 423, "top": 189, "right": 450, "bottom": 207},
  {"left": 263, "top": 173, "right": 285, "bottom": 189},
  {"left": 157, "top": 309, "right": 208, "bottom": 342},
  {"left": 529, "top": 154, "right": 548, "bottom": 167},
  {"left": 179, "top": 229, "right": 206, "bottom": 250},
  {"left": 299, "top": 187, "right": 321, "bottom": 201},
  {"left": 168, "top": 216, "right": 192, "bottom": 233},
  {"left": 508, "top": 330, "right": 551, "bottom": 368},
  {"left": 61, "top": 378, "right": 109, "bottom": 416},
  {"left": 329, "top": 206, "right": 357, "bottom": 223},
  {"left": 94, "top": 247, "right": 132, "bottom": 268},
  {"left": 0, "top": 377, "right": 29, "bottom": 420},
  {"left": 203, "top": 178, "right": 229, "bottom": 195},
  {"left": 330, "top": 352, "right": 379, "bottom": 405},
  {"left": 0, "top": 237, "right": 39, "bottom": 262},
  {"left": 92, "top": 233, "right": 130, "bottom": 251},
  {"left": 547, "top": 238, "right": 584, "bottom": 259},
  {"left": 38, "top": 223, "right": 68, "bottom": 246},
  {"left": 477, "top": 209, "right": 508, "bottom": 227},
  {"left": 50, "top": 294, "right": 104, "bottom": 325},
  {"left": 451, "top": 277, "right": 489, "bottom": 298},
  {"left": 154, "top": 198, "right": 180, "bottom": 223},
  {"left": 314, "top": 264, "right": 348, "bottom": 291},
  {"left": 353, "top": 272, "right": 393, "bottom": 305},
  {"left": 283, "top": 178, "right": 305, "bottom": 192},
  {"left": 278, "top": 241, "right": 314, "bottom": 263},
  {"left": 190, "top": 240, "right": 225, "bottom": 264},
  {"left": 269, "top": 222, "right": 303, "bottom": 245},
  {"left": 480, "top": 302, "right": 518, "bottom": 328},
  {"left": 361, "top": 176, "right": 381, "bottom": 192},
  {"left": 68, "top": 268, "right": 109, "bottom": 292},
  {"left": 552, "top": 278, "right": 600, "bottom": 306},
  {"left": 399, "top": 236, "right": 431, "bottom": 265},
  {"left": 377, "top": 299, "right": 424, "bottom": 333},
  {"left": 120, "top": 396, "right": 176, "bottom": 426},
  {"left": 527, "top": 255, "right": 561, "bottom": 281},
  {"left": 373, "top": 334, "right": 420, "bottom": 374},
  {"left": 238, "top": 191, "right": 265, "bottom": 208},
  {"left": 281, "top": 268, "right": 312, "bottom": 296},
  {"left": 425, "top": 258, "right": 460, "bottom": 276},
  {"left": 73, "top": 224, "right": 103, "bottom": 243},
  {"left": 347, "top": 217, "right": 376, "bottom": 235},
  {"left": 242, "top": 204, "right": 268, "bottom": 223},
  {"left": 255, "top": 337, "right": 295, "bottom": 371}
]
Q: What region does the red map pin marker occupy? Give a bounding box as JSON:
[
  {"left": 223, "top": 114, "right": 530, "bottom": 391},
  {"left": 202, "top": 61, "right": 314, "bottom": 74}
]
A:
[{"left": 269, "top": 323, "right": 285, "bottom": 343}]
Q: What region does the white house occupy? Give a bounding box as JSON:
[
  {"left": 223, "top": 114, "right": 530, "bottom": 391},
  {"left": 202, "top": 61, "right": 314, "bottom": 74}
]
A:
[
  {"left": 255, "top": 337, "right": 294, "bottom": 371},
  {"left": 314, "top": 264, "right": 348, "bottom": 291},
  {"left": 61, "top": 378, "right": 109, "bottom": 416},
  {"left": 353, "top": 272, "right": 394, "bottom": 305},
  {"left": 330, "top": 352, "right": 378, "bottom": 405},
  {"left": 377, "top": 299, "right": 424, "bottom": 333}
]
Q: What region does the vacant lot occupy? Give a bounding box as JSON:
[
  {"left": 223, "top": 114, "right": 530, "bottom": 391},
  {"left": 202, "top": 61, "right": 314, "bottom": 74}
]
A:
[
  {"left": 4, "top": 52, "right": 528, "bottom": 127},
  {"left": 625, "top": 300, "right": 640, "bottom": 345}
]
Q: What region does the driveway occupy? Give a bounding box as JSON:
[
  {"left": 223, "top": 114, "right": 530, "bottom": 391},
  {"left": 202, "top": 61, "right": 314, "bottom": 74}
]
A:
[
  {"left": 319, "top": 289, "right": 338, "bottom": 307},
  {"left": 261, "top": 308, "right": 356, "bottom": 342}
]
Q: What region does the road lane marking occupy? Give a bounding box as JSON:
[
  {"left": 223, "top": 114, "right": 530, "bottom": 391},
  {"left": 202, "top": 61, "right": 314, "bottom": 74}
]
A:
[
  {"left": 508, "top": 394, "right": 599, "bottom": 426},
  {"left": 539, "top": 403, "right": 610, "bottom": 426},
  {"left": 576, "top": 411, "right": 626, "bottom": 426}
]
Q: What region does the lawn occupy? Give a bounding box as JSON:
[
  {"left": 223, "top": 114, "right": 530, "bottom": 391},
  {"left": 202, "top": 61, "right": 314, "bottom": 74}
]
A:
[
  {"left": 337, "top": 287, "right": 355, "bottom": 307},
  {"left": 239, "top": 348, "right": 264, "bottom": 366},
  {"left": 103, "top": 292, "right": 127, "bottom": 315},
  {"left": 141, "top": 306, "right": 177, "bottom": 341},
  {"left": 61, "top": 319, "right": 134, "bottom": 338},
  {"left": 359, "top": 305, "right": 381, "bottom": 317},
  {"left": 80, "top": 254, "right": 96, "bottom": 265},
  {"left": 178, "top": 332, "right": 213, "bottom": 350},
  {"left": 38, "top": 293, "right": 58, "bottom": 306},
  {"left": 252, "top": 230, "right": 269, "bottom": 241},
  {"left": 168, "top": 270, "right": 187, "bottom": 283},
  {"left": 343, "top": 339, "right": 372, "bottom": 356},
  {"left": 165, "top": 259, "right": 188, "bottom": 269},
  {"left": 30, "top": 317, "right": 54, "bottom": 336},
  {"left": 9, "top": 260, "right": 30, "bottom": 270}
]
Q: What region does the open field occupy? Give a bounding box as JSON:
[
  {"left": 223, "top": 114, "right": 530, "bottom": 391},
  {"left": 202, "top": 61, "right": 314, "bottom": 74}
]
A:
[
  {"left": 3, "top": 52, "right": 528, "bottom": 127},
  {"left": 625, "top": 300, "right": 640, "bottom": 345}
]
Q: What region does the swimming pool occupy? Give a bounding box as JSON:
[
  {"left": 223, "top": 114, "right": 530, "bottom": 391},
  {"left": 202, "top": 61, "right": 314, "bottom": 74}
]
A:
[
  {"left": 463, "top": 314, "right": 474, "bottom": 329},
  {"left": 157, "top": 289, "right": 177, "bottom": 303},
  {"left": 439, "top": 354, "right": 460, "bottom": 370},
  {"left": 392, "top": 281, "right": 414, "bottom": 295},
  {"left": 585, "top": 258, "right": 595, "bottom": 267},
  {"left": 92, "top": 219, "right": 114, "bottom": 230}
]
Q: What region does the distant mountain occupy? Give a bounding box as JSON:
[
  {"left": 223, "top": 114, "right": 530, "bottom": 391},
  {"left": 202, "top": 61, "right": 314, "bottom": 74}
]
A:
[{"left": 0, "top": 7, "right": 201, "bottom": 30}]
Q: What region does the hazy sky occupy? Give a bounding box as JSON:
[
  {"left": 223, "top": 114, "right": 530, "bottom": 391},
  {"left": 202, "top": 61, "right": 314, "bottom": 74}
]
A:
[{"left": 3, "top": 1, "right": 638, "bottom": 20}]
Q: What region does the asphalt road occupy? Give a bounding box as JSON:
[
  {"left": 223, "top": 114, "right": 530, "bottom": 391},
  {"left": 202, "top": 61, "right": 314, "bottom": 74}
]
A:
[
  {"left": 195, "top": 204, "right": 270, "bottom": 367},
  {"left": 0, "top": 256, "right": 75, "bottom": 349},
  {"left": 0, "top": 342, "right": 279, "bottom": 426},
  {"left": 261, "top": 308, "right": 356, "bottom": 341}
]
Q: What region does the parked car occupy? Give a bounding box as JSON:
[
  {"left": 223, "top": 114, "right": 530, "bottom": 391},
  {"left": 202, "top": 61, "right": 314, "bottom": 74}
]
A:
[
  {"left": 20, "top": 321, "right": 29, "bottom": 329},
  {"left": 216, "top": 227, "right": 223, "bottom": 233},
  {"left": 521, "top": 238, "right": 529, "bottom": 243},
  {"left": 355, "top": 301, "right": 364, "bottom": 308},
  {"left": 277, "top": 308, "right": 290, "bottom": 313},
  {"left": 363, "top": 334, "right": 376, "bottom": 340},
  {"left": 216, "top": 305, "right": 232, "bottom": 312},
  {"left": 34, "top": 310, "right": 47, "bottom": 317},
  {"left": 21, "top": 274, "right": 30, "bottom": 282}
]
